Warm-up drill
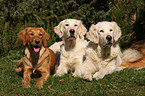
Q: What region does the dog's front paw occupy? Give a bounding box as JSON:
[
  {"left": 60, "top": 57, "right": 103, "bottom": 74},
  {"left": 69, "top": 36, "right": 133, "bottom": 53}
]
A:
[
  {"left": 82, "top": 74, "right": 92, "bottom": 81},
  {"left": 24, "top": 82, "right": 31, "bottom": 88},
  {"left": 73, "top": 70, "right": 81, "bottom": 77},
  {"left": 53, "top": 73, "right": 62, "bottom": 77},
  {"left": 78, "top": 69, "right": 92, "bottom": 81},
  {"left": 36, "top": 81, "right": 43, "bottom": 89},
  {"left": 54, "top": 70, "right": 67, "bottom": 77},
  {"left": 15, "top": 67, "right": 23, "bottom": 73},
  {"left": 93, "top": 72, "right": 105, "bottom": 80},
  {"left": 115, "top": 66, "right": 126, "bottom": 71},
  {"left": 54, "top": 72, "right": 64, "bottom": 77}
]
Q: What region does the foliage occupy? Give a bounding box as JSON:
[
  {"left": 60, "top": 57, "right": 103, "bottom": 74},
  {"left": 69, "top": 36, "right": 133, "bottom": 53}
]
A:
[
  {"left": 0, "top": 1, "right": 145, "bottom": 95},
  {"left": 0, "top": 0, "right": 145, "bottom": 55}
]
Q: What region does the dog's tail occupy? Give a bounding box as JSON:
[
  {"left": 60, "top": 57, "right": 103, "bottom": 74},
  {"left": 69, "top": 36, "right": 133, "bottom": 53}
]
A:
[
  {"left": 122, "top": 48, "right": 143, "bottom": 63},
  {"left": 121, "top": 40, "right": 145, "bottom": 69}
]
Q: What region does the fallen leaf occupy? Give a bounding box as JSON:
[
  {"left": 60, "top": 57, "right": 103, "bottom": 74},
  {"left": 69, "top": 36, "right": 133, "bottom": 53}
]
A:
[
  {"left": 48, "top": 85, "right": 52, "bottom": 88},
  {"left": 59, "top": 79, "right": 64, "bottom": 82}
]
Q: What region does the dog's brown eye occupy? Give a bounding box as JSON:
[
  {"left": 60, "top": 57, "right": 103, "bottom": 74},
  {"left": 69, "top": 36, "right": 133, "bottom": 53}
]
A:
[
  {"left": 100, "top": 30, "right": 104, "bottom": 33},
  {"left": 39, "top": 33, "right": 42, "bottom": 36},
  {"left": 110, "top": 29, "right": 113, "bottom": 31},
  {"left": 65, "top": 24, "right": 69, "bottom": 26},
  {"left": 74, "top": 24, "right": 78, "bottom": 27}
]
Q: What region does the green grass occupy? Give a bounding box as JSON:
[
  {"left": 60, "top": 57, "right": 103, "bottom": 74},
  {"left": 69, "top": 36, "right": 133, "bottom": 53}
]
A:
[{"left": 0, "top": 50, "right": 145, "bottom": 96}]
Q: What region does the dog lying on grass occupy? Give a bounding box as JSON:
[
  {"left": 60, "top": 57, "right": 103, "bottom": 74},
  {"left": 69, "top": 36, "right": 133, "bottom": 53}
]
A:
[
  {"left": 79, "top": 21, "right": 143, "bottom": 81},
  {"left": 16, "top": 27, "right": 56, "bottom": 88},
  {"left": 50, "top": 19, "right": 88, "bottom": 77}
]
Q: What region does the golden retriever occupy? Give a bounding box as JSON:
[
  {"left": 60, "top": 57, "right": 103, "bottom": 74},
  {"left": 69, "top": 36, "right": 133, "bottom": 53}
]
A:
[
  {"left": 16, "top": 27, "right": 56, "bottom": 88},
  {"left": 79, "top": 21, "right": 142, "bottom": 81},
  {"left": 50, "top": 19, "right": 88, "bottom": 77}
]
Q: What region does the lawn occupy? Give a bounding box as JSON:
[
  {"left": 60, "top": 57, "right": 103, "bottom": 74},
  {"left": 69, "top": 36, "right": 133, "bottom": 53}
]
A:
[{"left": 0, "top": 50, "right": 145, "bottom": 96}]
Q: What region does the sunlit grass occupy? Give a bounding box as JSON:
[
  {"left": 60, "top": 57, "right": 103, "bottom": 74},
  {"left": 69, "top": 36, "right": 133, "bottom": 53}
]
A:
[{"left": 0, "top": 50, "right": 145, "bottom": 95}]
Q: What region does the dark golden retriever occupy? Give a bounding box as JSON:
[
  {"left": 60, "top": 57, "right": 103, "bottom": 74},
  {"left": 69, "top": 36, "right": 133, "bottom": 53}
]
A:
[{"left": 16, "top": 27, "right": 56, "bottom": 88}]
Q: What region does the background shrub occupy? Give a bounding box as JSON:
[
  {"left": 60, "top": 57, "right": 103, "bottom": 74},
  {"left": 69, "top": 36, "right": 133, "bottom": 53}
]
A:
[{"left": 0, "top": 0, "right": 145, "bottom": 56}]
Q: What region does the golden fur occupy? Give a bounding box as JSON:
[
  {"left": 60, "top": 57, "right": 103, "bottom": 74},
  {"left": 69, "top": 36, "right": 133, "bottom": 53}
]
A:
[{"left": 16, "top": 27, "right": 56, "bottom": 88}]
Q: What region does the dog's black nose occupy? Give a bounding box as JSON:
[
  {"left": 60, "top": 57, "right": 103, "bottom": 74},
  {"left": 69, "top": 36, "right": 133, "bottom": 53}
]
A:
[
  {"left": 35, "top": 39, "right": 40, "bottom": 44},
  {"left": 69, "top": 29, "right": 75, "bottom": 35},
  {"left": 106, "top": 35, "right": 112, "bottom": 41}
]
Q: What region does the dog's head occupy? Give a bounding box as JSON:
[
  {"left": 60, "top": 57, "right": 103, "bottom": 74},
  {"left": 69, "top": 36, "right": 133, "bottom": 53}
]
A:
[
  {"left": 17, "top": 27, "right": 49, "bottom": 52},
  {"left": 87, "top": 21, "right": 121, "bottom": 48},
  {"left": 54, "top": 19, "right": 87, "bottom": 51},
  {"left": 54, "top": 19, "right": 87, "bottom": 40}
]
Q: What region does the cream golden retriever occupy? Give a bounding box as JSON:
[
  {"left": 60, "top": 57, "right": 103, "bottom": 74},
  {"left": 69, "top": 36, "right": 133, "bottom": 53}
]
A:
[
  {"left": 50, "top": 19, "right": 88, "bottom": 77},
  {"left": 79, "top": 21, "right": 142, "bottom": 81}
]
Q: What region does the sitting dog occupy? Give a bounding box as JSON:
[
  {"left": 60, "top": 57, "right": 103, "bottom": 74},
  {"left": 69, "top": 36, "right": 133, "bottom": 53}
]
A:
[
  {"left": 79, "top": 21, "right": 142, "bottom": 81},
  {"left": 16, "top": 27, "right": 56, "bottom": 88},
  {"left": 50, "top": 19, "right": 88, "bottom": 77}
]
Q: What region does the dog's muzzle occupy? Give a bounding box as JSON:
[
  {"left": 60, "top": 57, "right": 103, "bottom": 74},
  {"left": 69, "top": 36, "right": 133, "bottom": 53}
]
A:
[
  {"left": 31, "top": 39, "right": 41, "bottom": 52},
  {"left": 67, "top": 29, "right": 76, "bottom": 38},
  {"left": 35, "top": 39, "right": 40, "bottom": 44},
  {"left": 106, "top": 35, "right": 112, "bottom": 44},
  {"left": 102, "top": 35, "right": 112, "bottom": 48},
  {"left": 106, "top": 35, "right": 112, "bottom": 41}
]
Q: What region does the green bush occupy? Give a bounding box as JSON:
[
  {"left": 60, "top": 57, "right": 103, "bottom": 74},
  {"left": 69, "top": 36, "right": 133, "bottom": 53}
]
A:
[{"left": 0, "top": 0, "right": 144, "bottom": 56}]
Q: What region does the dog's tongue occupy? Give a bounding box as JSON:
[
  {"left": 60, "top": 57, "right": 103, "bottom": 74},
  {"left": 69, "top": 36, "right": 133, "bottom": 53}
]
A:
[{"left": 33, "top": 47, "right": 40, "bottom": 52}]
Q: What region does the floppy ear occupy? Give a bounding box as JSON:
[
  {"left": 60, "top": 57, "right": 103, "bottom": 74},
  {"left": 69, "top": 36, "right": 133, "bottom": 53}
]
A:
[
  {"left": 41, "top": 28, "right": 50, "bottom": 47},
  {"left": 54, "top": 21, "right": 64, "bottom": 38},
  {"left": 86, "top": 24, "right": 99, "bottom": 43},
  {"left": 112, "top": 22, "right": 122, "bottom": 42},
  {"left": 17, "top": 28, "right": 27, "bottom": 46},
  {"left": 78, "top": 20, "right": 87, "bottom": 38}
]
